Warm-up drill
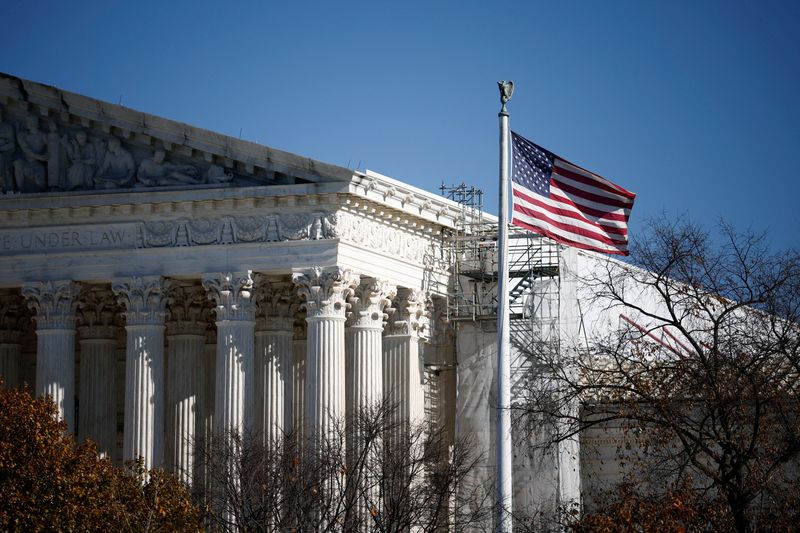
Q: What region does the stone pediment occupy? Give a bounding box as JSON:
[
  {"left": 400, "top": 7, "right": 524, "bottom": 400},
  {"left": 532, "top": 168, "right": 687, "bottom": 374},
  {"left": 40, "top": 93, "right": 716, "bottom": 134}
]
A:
[
  {"left": 0, "top": 73, "right": 477, "bottom": 233},
  {"left": 0, "top": 72, "right": 354, "bottom": 196}
]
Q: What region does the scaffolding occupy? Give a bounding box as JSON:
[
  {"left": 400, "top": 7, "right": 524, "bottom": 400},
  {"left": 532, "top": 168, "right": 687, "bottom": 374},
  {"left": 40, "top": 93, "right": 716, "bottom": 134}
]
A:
[{"left": 439, "top": 182, "right": 561, "bottom": 399}]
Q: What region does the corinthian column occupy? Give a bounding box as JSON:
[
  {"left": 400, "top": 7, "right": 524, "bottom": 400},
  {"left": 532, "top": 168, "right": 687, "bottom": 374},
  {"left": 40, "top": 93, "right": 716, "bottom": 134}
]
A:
[
  {"left": 383, "top": 288, "right": 431, "bottom": 435},
  {"left": 0, "top": 292, "right": 27, "bottom": 389},
  {"left": 254, "top": 277, "right": 294, "bottom": 445},
  {"left": 347, "top": 279, "right": 396, "bottom": 417},
  {"left": 202, "top": 272, "right": 256, "bottom": 439},
  {"left": 77, "top": 287, "right": 119, "bottom": 458},
  {"left": 22, "top": 280, "right": 80, "bottom": 432},
  {"left": 165, "top": 283, "right": 207, "bottom": 486},
  {"left": 345, "top": 279, "right": 396, "bottom": 530},
  {"left": 292, "top": 267, "right": 358, "bottom": 445},
  {"left": 291, "top": 307, "right": 307, "bottom": 442},
  {"left": 112, "top": 276, "right": 168, "bottom": 470}
]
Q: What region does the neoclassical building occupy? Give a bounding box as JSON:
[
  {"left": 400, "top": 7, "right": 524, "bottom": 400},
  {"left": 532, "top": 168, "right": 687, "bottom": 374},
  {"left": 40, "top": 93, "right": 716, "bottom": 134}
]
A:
[
  {"left": 0, "top": 72, "right": 459, "bottom": 481},
  {"left": 1, "top": 73, "right": 606, "bottom": 521}
]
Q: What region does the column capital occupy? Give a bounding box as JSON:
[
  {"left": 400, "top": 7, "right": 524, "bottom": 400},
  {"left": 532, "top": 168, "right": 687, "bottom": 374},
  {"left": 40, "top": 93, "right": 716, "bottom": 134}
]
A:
[
  {"left": 0, "top": 292, "right": 28, "bottom": 343},
  {"left": 202, "top": 271, "right": 255, "bottom": 322},
  {"left": 77, "top": 286, "right": 119, "bottom": 340},
  {"left": 347, "top": 278, "right": 397, "bottom": 330},
  {"left": 0, "top": 330, "right": 23, "bottom": 344},
  {"left": 292, "top": 267, "right": 358, "bottom": 319},
  {"left": 112, "top": 276, "right": 169, "bottom": 326},
  {"left": 166, "top": 283, "right": 209, "bottom": 336},
  {"left": 293, "top": 305, "right": 307, "bottom": 341},
  {"left": 254, "top": 276, "right": 294, "bottom": 332},
  {"left": 22, "top": 280, "right": 80, "bottom": 330},
  {"left": 385, "top": 288, "right": 431, "bottom": 339}
]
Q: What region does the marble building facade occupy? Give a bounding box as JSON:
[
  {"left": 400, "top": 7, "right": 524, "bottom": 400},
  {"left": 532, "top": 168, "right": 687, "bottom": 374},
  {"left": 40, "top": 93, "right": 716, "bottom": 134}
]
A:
[{"left": 0, "top": 73, "right": 459, "bottom": 489}]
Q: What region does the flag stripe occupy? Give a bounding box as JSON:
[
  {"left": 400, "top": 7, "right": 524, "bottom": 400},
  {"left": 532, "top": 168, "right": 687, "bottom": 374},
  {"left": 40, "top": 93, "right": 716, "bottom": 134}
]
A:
[
  {"left": 512, "top": 216, "right": 627, "bottom": 255},
  {"left": 513, "top": 202, "right": 629, "bottom": 247},
  {"left": 553, "top": 161, "right": 635, "bottom": 204},
  {"left": 549, "top": 189, "right": 630, "bottom": 222},
  {"left": 554, "top": 159, "right": 636, "bottom": 199},
  {"left": 513, "top": 186, "right": 628, "bottom": 235},
  {"left": 551, "top": 174, "right": 633, "bottom": 209},
  {"left": 547, "top": 184, "right": 632, "bottom": 221},
  {"left": 510, "top": 130, "right": 635, "bottom": 256}
]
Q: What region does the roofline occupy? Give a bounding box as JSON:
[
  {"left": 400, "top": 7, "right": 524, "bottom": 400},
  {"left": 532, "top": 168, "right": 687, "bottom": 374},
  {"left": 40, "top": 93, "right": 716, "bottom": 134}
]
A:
[{"left": 0, "top": 72, "right": 500, "bottom": 231}]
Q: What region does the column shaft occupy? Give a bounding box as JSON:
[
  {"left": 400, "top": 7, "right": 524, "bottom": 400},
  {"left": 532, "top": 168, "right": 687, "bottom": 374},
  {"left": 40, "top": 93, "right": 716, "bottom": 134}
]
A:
[
  {"left": 201, "top": 334, "right": 216, "bottom": 493},
  {"left": 0, "top": 334, "right": 23, "bottom": 389},
  {"left": 36, "top": 329, "right": 76, "bottom": 430},
  {"left": 123, "top": 324, "right": 165, "bottom": 468},
  {"left": 291, "top": 337, "right": 306, "bottom": 441},
  {"left": 348, "top": 328, "right": 383, "bottom": 414},
  {"left": 215, "top": 320, "right": 255, "bottom": 436},
  {"left": 78, "top": 336, "right": 117, "bottom": 457},
  {"left": 166, "top": 331, "right": 205, "bottom": 485},
  {"left": 0, "top": 293, "right": 26, "bottom": 389},
  {"left": 383, "top": 335, "right": 425, "bottom": 432},
  {"left": 204, "top": 336, "right": 215, "bottom": 441},
  {"left": 346, "top": 325, "right": 384, "bottom": 531},
  {"left": 76, "top": 288, "right": 119, "bottom": 457},
  {"left": 255, "top": 330, "right": 292, "bottom": 444},
  {"left": 306, "top": 315, "right": 346, "bottom": 442}
]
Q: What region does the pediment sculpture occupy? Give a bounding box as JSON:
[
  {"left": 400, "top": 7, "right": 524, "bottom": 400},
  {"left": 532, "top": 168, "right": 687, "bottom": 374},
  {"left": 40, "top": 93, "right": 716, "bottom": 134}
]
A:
[{"left": 0, "top": 106, "right": 237, "bottom": 195}]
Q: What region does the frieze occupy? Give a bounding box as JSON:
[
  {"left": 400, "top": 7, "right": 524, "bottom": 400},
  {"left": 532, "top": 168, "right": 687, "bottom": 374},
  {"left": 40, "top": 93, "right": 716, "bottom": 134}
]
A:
[
  {"left": 138, "top": 211, "right": 337, "bottom": 248},
  {"left": 0, "top": 212, "right": 338, "bottom": 255},
  {"left": 0, "top": 208, "right": 451, "bottom": 270},
  {"left": 335, "top": 210, "right": 446, "bottom": 270}
]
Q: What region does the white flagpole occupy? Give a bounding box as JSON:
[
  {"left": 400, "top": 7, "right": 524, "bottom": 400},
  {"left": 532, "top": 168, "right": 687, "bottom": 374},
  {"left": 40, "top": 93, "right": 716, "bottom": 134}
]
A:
[{"left": 496, "top": 80, "right": 514, "bottom": 532}]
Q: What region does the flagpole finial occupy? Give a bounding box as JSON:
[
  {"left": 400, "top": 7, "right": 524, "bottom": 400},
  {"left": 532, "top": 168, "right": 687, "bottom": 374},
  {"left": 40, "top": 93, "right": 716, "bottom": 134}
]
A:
[{"left": 498, "top": 80, "right": 514, "bottom": 116}]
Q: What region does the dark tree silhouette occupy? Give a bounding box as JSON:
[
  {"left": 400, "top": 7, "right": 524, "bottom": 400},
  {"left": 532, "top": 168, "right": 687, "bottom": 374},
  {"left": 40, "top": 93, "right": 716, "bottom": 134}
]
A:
[
  {"left": 517, "top": 219, "right": 800, "bottom": 533},
  {"left": 197, "top": 399, "right": 492, "bottom": 532}
]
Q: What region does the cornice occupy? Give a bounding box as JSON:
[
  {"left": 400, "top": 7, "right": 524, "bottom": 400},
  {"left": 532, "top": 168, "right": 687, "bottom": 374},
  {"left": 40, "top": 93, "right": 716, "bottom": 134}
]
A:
[
  {"left": 0, "top": 192, "right": 449, "bottom": 238},
  {"left": 0, "top": 190, "right": 347, "bottom": 227},
  {"left": 349, "top": 170, "right": 497, "bottom": 230}
]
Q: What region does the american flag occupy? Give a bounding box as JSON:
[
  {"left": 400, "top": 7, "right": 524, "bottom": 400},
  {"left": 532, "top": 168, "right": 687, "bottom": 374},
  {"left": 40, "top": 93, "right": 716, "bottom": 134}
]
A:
[{"left": 510, "top": 131, "right": 636, "bottom": 256}]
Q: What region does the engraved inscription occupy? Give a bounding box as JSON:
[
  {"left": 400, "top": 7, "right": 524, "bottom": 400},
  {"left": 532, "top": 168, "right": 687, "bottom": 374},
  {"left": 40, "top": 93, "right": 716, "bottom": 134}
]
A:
[{"left": 0, "top": 224, "right": 136, "bottom": 254}]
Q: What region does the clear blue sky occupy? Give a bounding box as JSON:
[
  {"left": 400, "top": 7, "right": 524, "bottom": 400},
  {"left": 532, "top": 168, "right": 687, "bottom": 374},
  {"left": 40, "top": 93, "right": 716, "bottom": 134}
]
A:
[{"left": 2, "top": 0, "right": 798, "bottom": 251}]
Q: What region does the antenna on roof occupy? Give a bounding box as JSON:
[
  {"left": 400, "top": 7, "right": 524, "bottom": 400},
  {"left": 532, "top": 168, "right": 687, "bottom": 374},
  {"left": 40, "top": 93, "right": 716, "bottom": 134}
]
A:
[
  {"left": 118, "top": 95, "right": 123, "bottom": 105},
  {"left": 238, "top": 128, "right": 243, "bottom": 139}
]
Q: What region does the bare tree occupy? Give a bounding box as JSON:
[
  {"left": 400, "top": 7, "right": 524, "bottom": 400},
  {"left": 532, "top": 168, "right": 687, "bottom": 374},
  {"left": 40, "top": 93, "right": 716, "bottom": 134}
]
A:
[
  {"left": 517, "top": 218, "right": 800, "bottom": 532},
  {"left": 196, "top": 398, "right": 492, "bottom": 532}
]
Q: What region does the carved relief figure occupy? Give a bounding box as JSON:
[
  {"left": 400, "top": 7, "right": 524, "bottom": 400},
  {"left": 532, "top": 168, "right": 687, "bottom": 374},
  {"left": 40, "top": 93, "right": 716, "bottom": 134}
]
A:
[
  {"left": 310, "top": 218, "right": 323, "bottom": 240},
  {"left": 14, "top": 116, "right": 48, "bottom": 192},
  {"left": 94, "top": 137, "right": 135, "bottom": 189},
  {"left": 46, "top": 122, "right": 66, "bottom": 190},
  {"left": 64, "top": 130, "right": 96, "bottom": 190},
  {"left": 0, "top": 108, "right": 15, "bottom": 193},
  {"left": 0, "top": 111, "right": 246, "bottom": 193},
  {"left": 136, "top": 150, "right": 202, "bottom": 187},
  {"left": 206, "top": 164, "right": 233, "bottom": 184}
]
